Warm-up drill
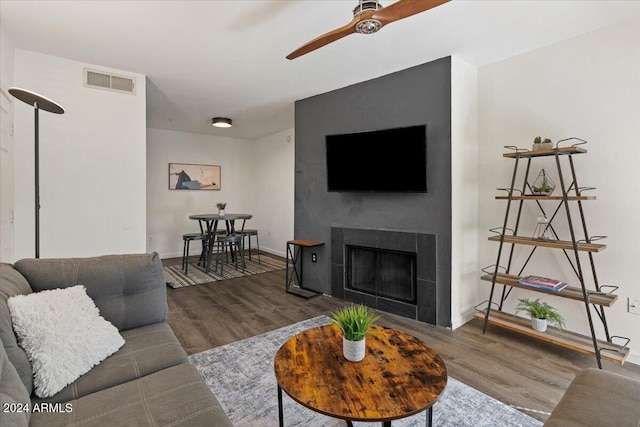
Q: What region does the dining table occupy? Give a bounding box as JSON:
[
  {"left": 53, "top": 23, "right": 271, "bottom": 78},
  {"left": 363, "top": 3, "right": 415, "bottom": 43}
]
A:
[{"left": 188, "top": 213, "right": 253, "bottom": 273}]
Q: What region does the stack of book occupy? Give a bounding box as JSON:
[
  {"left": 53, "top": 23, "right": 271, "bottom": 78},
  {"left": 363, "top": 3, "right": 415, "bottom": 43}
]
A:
[{"left": 516, "top": 275, "right": 567, "bottom": 292}]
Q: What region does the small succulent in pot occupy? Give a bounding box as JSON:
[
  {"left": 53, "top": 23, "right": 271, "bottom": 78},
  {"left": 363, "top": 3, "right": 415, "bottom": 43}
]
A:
[{"left": 533, "top": 136, "right": 553, "bottom": 151}]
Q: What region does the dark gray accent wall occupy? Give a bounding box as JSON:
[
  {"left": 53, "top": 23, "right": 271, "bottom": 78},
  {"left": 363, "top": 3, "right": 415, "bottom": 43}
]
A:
[{"left": 294, "top": 56, "right": 452, "bottom": 327}]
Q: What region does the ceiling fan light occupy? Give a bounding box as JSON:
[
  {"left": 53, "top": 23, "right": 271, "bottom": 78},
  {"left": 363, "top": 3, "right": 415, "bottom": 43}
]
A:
[
  {"left": 212, "top": 117, "right": 232, "bottom": 128},
  {"left": 355, "top": 19, "right": 382, "bottom": 34}
]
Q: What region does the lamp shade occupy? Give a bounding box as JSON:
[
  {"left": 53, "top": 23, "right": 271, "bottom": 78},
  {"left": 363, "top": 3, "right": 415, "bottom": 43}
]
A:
[{"left": 9, "top": 87, "right": 64, "bottom": 114}]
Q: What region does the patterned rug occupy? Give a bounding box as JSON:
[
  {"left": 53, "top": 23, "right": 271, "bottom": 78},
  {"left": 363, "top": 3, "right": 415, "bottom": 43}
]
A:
[
  {"left": 190, "top": 316, "right": 543, "bottom": 427},
  {"left": 164, "top": 251, "right": 286, "bottom": 288}
]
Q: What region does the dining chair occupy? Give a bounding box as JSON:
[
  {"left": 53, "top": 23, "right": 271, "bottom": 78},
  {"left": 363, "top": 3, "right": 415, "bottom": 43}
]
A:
[
  {"left": 182, "top": 232, "right": 207, "bottom": 274},
  {"left": 238, "top": 229, "right": 261, "bottom": 263},
  {"left": 213, "top": 234, "right": 246, "bottom": 275}
]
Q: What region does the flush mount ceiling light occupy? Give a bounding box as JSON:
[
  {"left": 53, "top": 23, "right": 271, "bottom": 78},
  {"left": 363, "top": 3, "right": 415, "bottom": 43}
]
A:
[{"left": 212, "top": 117, "right": 232, "bottom": 128}]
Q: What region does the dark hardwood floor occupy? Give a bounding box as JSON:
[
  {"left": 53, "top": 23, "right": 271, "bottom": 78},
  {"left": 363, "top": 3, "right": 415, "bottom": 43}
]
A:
[{"left": 164, "top": 256, "right": 640, "bottom": 423}]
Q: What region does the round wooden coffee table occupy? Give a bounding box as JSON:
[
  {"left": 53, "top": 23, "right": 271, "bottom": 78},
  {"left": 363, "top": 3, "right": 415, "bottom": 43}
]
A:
[{"left": 274, "top": 324, "right": 447, "bottom": 426}]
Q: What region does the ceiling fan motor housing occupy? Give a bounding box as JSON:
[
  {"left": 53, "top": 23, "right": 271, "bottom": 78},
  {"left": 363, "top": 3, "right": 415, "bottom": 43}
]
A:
[
  {"left": 353, "top": 1, "right": 383, "bottom": 34},
  {"left": 353, "top": 0, "right": 382, "bottom": 16}
]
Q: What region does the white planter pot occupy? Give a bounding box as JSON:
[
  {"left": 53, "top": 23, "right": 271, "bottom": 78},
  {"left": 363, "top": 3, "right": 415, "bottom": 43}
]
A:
[
  {"left": 532, "top": 142, "right": 553, "bottom": 151},
  {"left": 218, "top": 209, "right": 225, "bottom": 216},
  {"left": 531, "top": 317, "right": 548, "bottom": 332},
  {"left": 343, "top": 337, "right": 366, "bottom": 362}
]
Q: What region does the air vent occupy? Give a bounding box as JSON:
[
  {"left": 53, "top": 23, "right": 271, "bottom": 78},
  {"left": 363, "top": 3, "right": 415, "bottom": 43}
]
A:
[{"left": 84, "top": 69, "right": 136, "bottom": 94}]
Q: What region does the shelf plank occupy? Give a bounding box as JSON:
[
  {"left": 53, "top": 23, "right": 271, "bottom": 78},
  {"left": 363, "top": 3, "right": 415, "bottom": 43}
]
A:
[
  {"left": 488, "top": 235, "right": 606, "bottom": 252},
  {"left": 503, "top": 146, "right": 587, "bottom": 158},
  {"left": 480, "top": 273, "right": 618, "bottom": 307},
  {"left": 495, "top": 195, "right": 596, "bottom": 201},
  {"left": 473, "top": 309, "right": 629, "bottom": 365}
]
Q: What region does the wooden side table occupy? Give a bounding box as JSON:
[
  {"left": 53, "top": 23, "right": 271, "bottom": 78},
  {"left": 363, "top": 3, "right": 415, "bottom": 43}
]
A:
[
  {"left": 285, "top": 239, "right": 324, "bottom": 299},
  {"left": 274, "top": 324, "right": 448, "bottom": 426}
]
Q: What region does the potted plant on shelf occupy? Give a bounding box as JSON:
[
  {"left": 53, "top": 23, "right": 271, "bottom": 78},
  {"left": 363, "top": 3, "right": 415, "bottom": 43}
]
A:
[
  {"left": 216, "top": 203, "right": 226, "bottom": 215},
  {"left": 514, "top": 298, "right": 565, "bottom": 332},
  {"left": 532, "top": 136, "right": 553, "bottom": 151},
  {"left": 330, "top": 304, "right": 379, "bottom": 362}
]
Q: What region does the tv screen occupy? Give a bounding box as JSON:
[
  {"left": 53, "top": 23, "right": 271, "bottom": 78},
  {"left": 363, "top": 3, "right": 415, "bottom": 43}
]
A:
[{"left": 326, "top": 125, "right": 427, "bottom": 192}]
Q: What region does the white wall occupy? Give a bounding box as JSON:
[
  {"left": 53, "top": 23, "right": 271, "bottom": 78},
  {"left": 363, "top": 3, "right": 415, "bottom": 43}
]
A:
[
  {"left": 250, "top": 129, "right": 294, "bottom": 257},
  {"left": 13, "top": 50, "right": 147, "bottom": 259},
  {"left": 478, "top": 18, "right": 640, "bottom": 365},
  {"left": 0, "top": 26, "right": 15, "bottom": 262},
  {"left": 451, "top": 56, "right": 479, "bottom": 329},
  {"left": 146, "top": 128, "right": 255, "bottom": 258},
  {"left": 0, "top": 26, "right": 14, "bottom": 86}
]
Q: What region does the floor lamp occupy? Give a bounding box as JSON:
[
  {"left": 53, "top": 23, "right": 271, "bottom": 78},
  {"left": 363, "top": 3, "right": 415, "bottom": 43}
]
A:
[{"left": 8, "top": 87, "right": 64, "bottom": 259}]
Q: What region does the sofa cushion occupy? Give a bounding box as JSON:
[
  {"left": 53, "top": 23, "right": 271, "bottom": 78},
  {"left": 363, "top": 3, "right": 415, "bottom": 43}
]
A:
[
  {"left": 8, "top": 285, "right": 125, "bottom": 398},
  {"left": 29, "top": 362, "right": 233, "bottom": 427},
  {"left": 0, "top": 263, "right": 33, "bottom": 394},
  {"left": 13, "top": 253, "right": 167, "bottom": 331},
  {"left": 544, "top": 368, "right": 640, "bottom": 427},
  {"left": 36, "top": 322, "right": 187, "bottom": 403},
  {"left": 0, "top": 343, "right": 30, "bottom": 426}
]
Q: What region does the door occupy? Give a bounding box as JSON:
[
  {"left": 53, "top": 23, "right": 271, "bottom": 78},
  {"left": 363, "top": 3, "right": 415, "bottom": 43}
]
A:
[{"left": 0, "top": 83, "right": 14, "bottom": 262}]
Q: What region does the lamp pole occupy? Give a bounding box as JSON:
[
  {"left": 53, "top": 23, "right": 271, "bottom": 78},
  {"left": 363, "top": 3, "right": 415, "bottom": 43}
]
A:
[{"left": 34, "top": 101, "right": 41, "bottom": 258}]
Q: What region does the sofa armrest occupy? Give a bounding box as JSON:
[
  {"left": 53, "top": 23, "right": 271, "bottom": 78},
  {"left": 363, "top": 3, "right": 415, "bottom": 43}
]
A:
[
  {"left": 13, "top": 253, "right": 167, "bottom": 331},
  {"left": 544, "top": 368, "right": 640, "bottom": 427}
]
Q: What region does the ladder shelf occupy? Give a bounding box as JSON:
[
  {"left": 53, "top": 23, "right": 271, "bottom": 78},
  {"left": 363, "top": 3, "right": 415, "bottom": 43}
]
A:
[{"left": 481, "top": 140, "right": 629, "bottom": 368}]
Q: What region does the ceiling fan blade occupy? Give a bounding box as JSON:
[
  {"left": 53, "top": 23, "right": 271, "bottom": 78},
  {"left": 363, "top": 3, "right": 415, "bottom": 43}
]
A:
[
  {"left": 372, "top": 0, "right": 450, "bottom": 25},
  {"left": 286, "top": 19, "right": 358, "bottom": 60}
]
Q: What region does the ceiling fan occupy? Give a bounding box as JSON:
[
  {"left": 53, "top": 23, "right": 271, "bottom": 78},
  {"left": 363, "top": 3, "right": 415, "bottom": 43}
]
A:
[{"left": 286, "top": 0, "right": 450, "bottom": 60}]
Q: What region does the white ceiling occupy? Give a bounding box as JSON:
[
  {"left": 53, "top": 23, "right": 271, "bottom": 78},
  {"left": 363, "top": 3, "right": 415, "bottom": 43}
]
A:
[{"left": 2, "top": 0, "right": 640, "bottom": 140}]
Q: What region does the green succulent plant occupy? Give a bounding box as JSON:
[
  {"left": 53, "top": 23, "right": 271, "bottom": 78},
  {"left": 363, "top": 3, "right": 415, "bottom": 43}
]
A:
[
  {"left": 533, "top": 178, "right": 552, "bottom": 194},
  {"left": 533, "top": 136, "right": 542, "bottom": 144},
  {"left": 330, "top": 304, "right": 379, "bottom": 341},
  {"left": 216, "top": 203, "right": 227, "bottom": 209},
  {"left": 515, "top": 298, "right": 565, "bottom": 329}
]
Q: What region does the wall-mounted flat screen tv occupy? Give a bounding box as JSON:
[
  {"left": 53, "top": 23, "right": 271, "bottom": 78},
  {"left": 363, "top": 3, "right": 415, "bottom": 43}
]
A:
[{"left": 326, "top": 125, "right": 427, "bottom": 192}]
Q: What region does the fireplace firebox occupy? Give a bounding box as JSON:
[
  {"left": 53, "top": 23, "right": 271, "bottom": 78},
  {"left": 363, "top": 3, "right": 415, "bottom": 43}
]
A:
[{"left": 346, "top": 246, "right": 416, "bottom": 304}]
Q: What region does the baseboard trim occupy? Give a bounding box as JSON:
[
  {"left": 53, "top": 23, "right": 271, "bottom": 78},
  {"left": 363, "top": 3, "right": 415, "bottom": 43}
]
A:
[{"left": 626, "top": 351, "right": 640, "bottom": 367}]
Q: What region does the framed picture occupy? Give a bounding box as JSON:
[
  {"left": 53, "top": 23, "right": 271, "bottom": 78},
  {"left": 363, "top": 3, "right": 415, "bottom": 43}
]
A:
[{"left": 168, "top": 163, "right": 221, "bottom": 190}]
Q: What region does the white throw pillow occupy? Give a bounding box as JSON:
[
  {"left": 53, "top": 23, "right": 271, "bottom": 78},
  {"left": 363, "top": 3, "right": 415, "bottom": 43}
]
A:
[{"left": 7, "top": 285, "right": 124, "bottom": 398}]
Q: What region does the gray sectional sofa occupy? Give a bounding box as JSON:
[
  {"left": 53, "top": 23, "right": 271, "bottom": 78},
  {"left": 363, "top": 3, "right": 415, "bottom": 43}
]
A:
[
  {"left": 544, "top": 368, "right": 640, "bottom": 427},
  {"left": 0, "top": 253, "right": 232, "bottom": 427}
]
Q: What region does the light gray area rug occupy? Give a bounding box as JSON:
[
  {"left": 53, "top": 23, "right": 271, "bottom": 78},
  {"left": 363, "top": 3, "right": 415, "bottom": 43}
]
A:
[
  {"left": 164, "top": 251, "right": 286, "bottom": 288},
  {"left": 190, "top": 316, "right": 542, "bottom": 427}
]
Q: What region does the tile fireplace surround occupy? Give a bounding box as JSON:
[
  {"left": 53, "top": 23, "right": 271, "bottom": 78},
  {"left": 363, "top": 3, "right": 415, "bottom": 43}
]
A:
[{"left": 331, "top": 227, "right": 439, "bottom": 324}]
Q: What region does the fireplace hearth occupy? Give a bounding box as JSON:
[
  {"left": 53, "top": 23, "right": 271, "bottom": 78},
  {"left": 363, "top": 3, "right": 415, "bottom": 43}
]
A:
[{"left": 331, "top": 227, "right": 438, "bottom": 324}]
